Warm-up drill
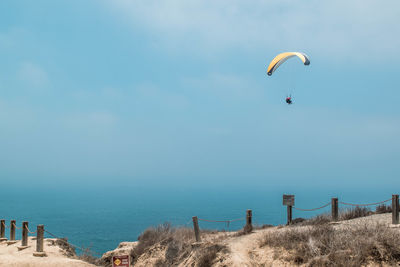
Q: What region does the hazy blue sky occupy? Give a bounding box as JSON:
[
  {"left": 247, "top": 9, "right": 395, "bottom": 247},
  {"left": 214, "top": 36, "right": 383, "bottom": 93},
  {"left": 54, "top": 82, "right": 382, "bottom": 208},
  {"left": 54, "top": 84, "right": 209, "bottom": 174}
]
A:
[{"left": 1, "top": 0, "right": 399, "bottom": 189}]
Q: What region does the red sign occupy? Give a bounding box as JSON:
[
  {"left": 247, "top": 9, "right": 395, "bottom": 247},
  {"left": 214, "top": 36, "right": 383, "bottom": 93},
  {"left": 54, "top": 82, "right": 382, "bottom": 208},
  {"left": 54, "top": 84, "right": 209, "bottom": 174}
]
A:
[{"left": 112, "top": 255, "right": 130, "bottom": 267}]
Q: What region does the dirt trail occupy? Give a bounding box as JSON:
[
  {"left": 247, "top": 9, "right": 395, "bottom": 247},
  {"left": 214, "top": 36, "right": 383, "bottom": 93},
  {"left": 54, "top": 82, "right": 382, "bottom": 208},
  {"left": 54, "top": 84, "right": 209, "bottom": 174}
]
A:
[
  {"left": 221, "top": 214, "right": 396, "bottom": 266},
  {"left": 223, "top": 228, "right": 287, "bottom": 267}
]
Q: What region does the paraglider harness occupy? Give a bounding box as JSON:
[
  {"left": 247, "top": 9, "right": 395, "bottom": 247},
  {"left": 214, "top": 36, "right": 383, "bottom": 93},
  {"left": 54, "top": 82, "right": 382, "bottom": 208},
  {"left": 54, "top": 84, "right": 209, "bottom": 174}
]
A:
[{"left": 285, "top": 96, "right": 293, "bottom": 105}]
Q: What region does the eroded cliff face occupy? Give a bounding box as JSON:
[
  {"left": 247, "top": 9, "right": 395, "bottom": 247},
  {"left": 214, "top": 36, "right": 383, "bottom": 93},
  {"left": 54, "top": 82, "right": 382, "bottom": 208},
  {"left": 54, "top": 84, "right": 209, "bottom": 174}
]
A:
[
  {"left": 100, "top": 213, "right": 400, "bottom": 267},
  {"left": 98, "top": 241, "right": 138, "bottom": 267},
  {"left": 98, "top": 225, "right": 289, "bottom": 267}
]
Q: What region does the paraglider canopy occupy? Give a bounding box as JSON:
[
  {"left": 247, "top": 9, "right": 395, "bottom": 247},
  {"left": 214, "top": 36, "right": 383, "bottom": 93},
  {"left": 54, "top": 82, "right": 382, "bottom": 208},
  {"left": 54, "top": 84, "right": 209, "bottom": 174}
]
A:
[{"left": 267, "top": 52, "right": 310, "bottom": 76}]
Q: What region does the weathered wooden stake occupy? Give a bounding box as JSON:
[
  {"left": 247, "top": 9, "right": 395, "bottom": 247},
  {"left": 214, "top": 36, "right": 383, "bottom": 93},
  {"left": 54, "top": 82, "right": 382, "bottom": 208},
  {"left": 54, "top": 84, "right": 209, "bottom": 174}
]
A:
[
  {"left": 246, "top": 210, "right": 252, "bottom": 225},
  {"left": 245, "top": 209, "right": 253, "bottom": 232},
  {"left": 10, "top": 220, "right": 16, "bottom": 241},
  {"left": 192, "top": 216, "right": 201, "bottom": 242},
  {"left": 22, "top": 222, "right": 28, "bottom": 246},
  {"left": 0, "top": 220, "right": 6, "bottom": 241},
  {"left": 392, "top": 194, "right": 399, "bottom": 224},
  {"left": 6, "top": 220, "right": 17, "bottom": 245},
  {"left": 331, "top": 198, "right": 339, "bottom": 221},
  {"left": 33, "top": 225, "right": 46, "bottom": 257},
  {"left": 18, "top": 222, "right": 29, "bottom": 250},
  {"left": 287, "top": 206, "right": 292, "bottom": 225}
]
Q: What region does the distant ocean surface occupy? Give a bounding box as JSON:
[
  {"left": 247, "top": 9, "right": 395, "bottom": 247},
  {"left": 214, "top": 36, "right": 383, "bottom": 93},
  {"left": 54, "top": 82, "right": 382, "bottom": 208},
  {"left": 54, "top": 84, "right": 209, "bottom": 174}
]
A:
[{"left": 0, "top": 183, "right": 395, "bottom": 255}]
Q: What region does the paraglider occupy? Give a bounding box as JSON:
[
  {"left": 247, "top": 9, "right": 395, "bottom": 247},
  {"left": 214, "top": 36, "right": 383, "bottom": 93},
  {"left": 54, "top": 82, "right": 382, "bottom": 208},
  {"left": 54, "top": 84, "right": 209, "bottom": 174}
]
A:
[{"left": 267, "top": 52, "right": 310, "bottom": 104}]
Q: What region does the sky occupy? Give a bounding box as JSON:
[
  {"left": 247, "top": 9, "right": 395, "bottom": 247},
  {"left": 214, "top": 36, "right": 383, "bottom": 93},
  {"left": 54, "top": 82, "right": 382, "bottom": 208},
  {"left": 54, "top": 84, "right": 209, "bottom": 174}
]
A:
[{"left": 1, "top": 0, "right": 399, "bottom": 189}]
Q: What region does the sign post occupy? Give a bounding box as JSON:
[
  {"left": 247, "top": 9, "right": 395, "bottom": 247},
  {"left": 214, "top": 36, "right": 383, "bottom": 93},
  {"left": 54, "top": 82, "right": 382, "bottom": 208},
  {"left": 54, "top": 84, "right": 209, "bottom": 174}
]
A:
[
  {"left": 112, "top": 255, "right": 130, "bottom": 267},
  {"left": 283, "top": 195, "right": 295, "bottom": 225}
]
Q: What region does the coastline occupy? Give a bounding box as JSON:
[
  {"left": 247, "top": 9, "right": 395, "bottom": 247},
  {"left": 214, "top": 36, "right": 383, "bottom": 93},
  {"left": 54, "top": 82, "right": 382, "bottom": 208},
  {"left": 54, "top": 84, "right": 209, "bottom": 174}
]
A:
[{"left": 1, "top": 213, "right": 399, "bottom": 266}]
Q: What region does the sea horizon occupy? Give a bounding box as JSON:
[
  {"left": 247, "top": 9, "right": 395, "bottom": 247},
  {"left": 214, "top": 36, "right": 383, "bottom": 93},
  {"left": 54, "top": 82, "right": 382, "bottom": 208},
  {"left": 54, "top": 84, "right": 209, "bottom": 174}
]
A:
[{"left": 1, "top": 180, "right": 396, "bottom": 254}]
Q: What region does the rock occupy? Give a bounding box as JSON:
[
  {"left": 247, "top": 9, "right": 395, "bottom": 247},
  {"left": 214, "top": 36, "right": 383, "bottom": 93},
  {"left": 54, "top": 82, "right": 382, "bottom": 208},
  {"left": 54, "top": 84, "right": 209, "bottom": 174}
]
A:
[{"left": 99, "top": 241, "right": 138, "bottom": 267}]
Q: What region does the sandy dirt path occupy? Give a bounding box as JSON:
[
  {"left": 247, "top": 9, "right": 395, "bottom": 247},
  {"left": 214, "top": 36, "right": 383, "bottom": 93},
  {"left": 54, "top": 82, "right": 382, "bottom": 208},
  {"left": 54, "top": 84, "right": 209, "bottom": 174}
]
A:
[
  {"left": 0, "top": 237, "right": 95, "bottom": 267},
  {"left": 223, "top": 228, "right": 289, "bottom": 267}
]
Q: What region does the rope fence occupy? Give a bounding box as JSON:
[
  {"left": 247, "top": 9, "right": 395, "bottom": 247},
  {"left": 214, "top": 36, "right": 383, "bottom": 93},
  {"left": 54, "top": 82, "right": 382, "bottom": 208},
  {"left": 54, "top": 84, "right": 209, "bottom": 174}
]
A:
[
  {"left": 44, "top": 229, "right": 102, "bottom": 257},
  {"left": 293, "top": 202, "right": 330, "bottom": 211},
  {"left": 192, "top": 210, "right": 253, "bottom": 242},
  {"left": 198, "top": 217, "right": 245, "bottom": 228},
  {"left": 339, "top": 198, "right": 392, "bottom": 207},
  {"left": 25, "top": 225, "right": 37, "bottom": 235},
  {"left": 0, "top": 220, "right": 102, "bottom": 257},
  {"left": 283, "top": 195, "right": 399, "bottom": 225},
  {"left": 1, "top": 194, "right": 399, "bottom": 258}
]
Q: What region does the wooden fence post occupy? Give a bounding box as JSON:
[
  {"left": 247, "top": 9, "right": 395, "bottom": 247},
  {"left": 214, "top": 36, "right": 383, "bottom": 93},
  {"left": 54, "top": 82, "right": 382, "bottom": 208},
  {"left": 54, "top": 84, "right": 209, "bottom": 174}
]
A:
[
  {"left": 392, "top": 195, "right": 399, "bottom": 225},
  {"left": 10, "top": 220, "right": 16, "bottom": 240},
  {"left": 192, "top": 216, "right": 201, "bottom": 242},
  {"left": 244, "top": 209, "right": 253, "bottom": 233},
  {"left": 331, "top": 198, "right": 338, "bottom": 221},
  {"left": 246, "top": 210, "right": 253, "bottom": 233},
  {"left": 33, "top": 225, "right": 46, "bottom": 257},
  {"left": 283, "top": 195, "right": 294, "bottom": 225},
  {"left": 18, "top": 222, "right": 29, "bottom": 250},
  {"left": 287, "top": 206, "right": 292, "bottom": 225},
  {"left": 0, "top": 220, "right": 6, "bottom": 242},
  {"left": 7, "top": 220, "right": 17, "bottom": 245}
]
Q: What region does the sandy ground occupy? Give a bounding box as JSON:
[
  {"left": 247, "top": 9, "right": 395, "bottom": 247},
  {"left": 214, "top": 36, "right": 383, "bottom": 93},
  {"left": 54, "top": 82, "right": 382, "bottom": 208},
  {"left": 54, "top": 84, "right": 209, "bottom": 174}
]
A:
[
  {"left": 0, "top": 213, "right": 397, "bottom": 266},
  {"left": 219, "top": 213, "right": 398, "bottom": 267},
  {"left": 0, "top": 237, "right": 95, "bottom": 267}
]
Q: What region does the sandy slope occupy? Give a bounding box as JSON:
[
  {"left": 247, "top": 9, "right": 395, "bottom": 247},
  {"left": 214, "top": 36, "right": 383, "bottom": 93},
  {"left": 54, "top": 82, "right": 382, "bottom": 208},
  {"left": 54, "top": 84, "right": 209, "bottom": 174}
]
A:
[
  {"left": 220, "top": 213, "right": 397, "bottom": 267},
  {"left": 0, "top": 237, "right": 95, "bottom": 267},
  {"left": 221, "top": 227, "right": 295, "bottom": 267}
]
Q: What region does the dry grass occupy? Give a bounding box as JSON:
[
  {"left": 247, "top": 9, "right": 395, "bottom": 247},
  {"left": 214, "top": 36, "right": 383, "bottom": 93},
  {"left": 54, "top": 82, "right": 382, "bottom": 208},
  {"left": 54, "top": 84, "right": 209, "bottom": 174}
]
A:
[
  {"left": 131, "top": 223, "right": 193, "bottom": 263},
  {"left": 131, "top": 222, "right": 228, "bottom": 266},
  {"left": 77, "top": 247, "right": 100, "bottom": 266},
  {"left": 340, "top": 206, "right": 372, "bottom": 220},
  {"left": 196, "top": 244, "right": 228, "bottom": 267},
  {"left": 260, "top": 222, "right": 400, "bottom": 266},
  {"left": 297, "top": 207, "right": 374, "bottom": 226},
  {"left": 48, "top": 238, "right": 100, "bottom": 266},
  {"left": 298, "top": 214, "right": 331, "bottom": 226},
  {"left": 376, "top": 204, "right": 392, "bottom": 214},
  {"left": 48, "top": 238, "right": 76, "bottom": 257}
]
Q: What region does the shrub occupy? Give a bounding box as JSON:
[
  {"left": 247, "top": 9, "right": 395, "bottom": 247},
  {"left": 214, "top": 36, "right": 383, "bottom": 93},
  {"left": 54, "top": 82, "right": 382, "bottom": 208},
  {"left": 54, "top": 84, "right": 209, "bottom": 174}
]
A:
[
  {"left": 196, "top": 244, "right": 227, "bottom": 267},
  {"left": 340, "top": 206, "right": 371, "bottom": 220},
  {"left": 131, "top": 223, "right": 193, "bottom": 265},
  {"left": 260, "top": 222, "right": 400, "bottom": 266},
  {"left": 376, "top": 204, "right": 392, "bottom": 214},
  {"left": 299, "top": 214, "right": 331, "bottom": 226},
  {"left": 291, "top": 218, "right": 306, "bottom": 224},
  {"left": 48, "top": 238, "right": 100, "bottom": 266}
]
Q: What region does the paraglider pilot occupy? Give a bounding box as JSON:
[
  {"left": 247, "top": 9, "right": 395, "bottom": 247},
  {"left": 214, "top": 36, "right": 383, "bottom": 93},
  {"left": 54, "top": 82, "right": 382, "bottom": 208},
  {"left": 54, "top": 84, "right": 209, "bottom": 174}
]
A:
[{"left": 285, "top": 96, "right": 292, "bottom": 105}]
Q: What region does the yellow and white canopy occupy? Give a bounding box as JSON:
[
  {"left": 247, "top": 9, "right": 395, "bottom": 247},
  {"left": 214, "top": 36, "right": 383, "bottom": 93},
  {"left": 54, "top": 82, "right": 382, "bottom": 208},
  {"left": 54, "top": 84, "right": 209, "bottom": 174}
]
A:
[{"left": 267, "top": 52, "right": 310, "bottom": 76}]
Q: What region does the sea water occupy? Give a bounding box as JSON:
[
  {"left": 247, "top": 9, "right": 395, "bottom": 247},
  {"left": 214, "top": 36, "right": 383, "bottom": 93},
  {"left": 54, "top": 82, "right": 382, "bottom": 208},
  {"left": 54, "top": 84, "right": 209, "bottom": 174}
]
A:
[{"left": 0, "top": 182, "right": 395, "bottom": 255}]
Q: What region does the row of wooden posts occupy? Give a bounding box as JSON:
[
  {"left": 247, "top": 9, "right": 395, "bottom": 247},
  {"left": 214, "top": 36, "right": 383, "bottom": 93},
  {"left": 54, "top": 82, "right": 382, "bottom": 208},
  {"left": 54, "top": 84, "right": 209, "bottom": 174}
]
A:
[
  {"left": 285, "top": 194, "right": 399, "bottom": 225},
  {"left": 0, "top": 220, "right": 46, "bottom": 256},
  {"left": 191, "top": 195, "right": 400, "bottom": 242},
  {"left": 3, "top": 195, "right": 398, "bottom": 251}
]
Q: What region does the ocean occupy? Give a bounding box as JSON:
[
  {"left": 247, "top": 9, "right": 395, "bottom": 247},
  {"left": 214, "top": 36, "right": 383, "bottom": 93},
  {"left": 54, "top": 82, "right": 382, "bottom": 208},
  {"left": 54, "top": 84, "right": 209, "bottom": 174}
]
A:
[{"left": 0, "top": 183, "right": 395, "bottom": 255}]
